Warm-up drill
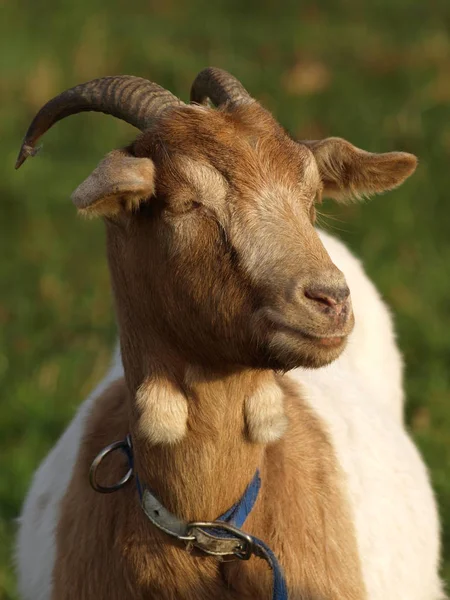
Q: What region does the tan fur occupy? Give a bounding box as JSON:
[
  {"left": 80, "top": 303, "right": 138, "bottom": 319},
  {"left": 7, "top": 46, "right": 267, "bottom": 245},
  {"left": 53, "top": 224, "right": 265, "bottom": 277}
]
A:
[
  {"left": 187, "top": 365, "right": 288, "bottom": 444},
  {"left": 136, "top": 377, "right": 188, "bottom": 444},
  {"left": 177, "top": 156, "right": 229, "bottom": 204},
  {"left": 244, "top": 375, "right": 288, "bottom": 443},
  {"left": 53, "top": 374, "right": 366, "bottom": 600}
]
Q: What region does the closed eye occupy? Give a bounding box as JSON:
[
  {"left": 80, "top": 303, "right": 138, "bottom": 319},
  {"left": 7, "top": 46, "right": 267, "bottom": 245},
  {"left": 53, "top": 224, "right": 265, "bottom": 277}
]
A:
[{"left": 165, "top": 197, "right": 205, "bottom": 214}]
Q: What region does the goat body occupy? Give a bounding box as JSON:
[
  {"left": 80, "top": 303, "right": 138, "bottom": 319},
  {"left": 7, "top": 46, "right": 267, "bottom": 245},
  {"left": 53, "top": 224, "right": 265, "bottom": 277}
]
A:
[
  {"left": 15, "top": 69, "right": 443, "bottom": 599},
  {"left": 17, "top": 233, "right": 443, "bottom": 600}
]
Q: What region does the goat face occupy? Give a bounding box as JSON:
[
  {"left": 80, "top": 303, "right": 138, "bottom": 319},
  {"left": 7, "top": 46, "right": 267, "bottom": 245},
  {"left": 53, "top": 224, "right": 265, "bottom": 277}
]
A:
[
  {"left": 113, "top": 104, "right": 347, "bottom": 370},
  {"left": 93, "top": 104, "right": 414, "bottom": 371},
  {"left": 17, "top": 72, "right": 417, "bottom": 371}
]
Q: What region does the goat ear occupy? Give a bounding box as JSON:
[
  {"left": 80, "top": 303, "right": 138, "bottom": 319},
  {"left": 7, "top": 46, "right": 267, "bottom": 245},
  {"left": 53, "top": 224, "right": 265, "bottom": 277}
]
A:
[
  {"left": 71, "top": 149, "right": 155, "bottom": 216},
  {"left": 301, "top": 137, "right": 417, "bottom": 202}
]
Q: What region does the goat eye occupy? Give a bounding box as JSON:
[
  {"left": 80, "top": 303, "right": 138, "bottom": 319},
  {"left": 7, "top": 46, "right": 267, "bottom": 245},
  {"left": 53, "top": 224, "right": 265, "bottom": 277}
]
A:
[{"left": 167, "top": 198, "right": 203, "bottom": 215}]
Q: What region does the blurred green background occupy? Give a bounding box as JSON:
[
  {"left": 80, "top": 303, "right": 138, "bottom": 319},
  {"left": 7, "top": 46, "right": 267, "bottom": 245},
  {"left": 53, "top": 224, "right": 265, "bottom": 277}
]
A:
[{"left": 1, "top": 0, "right": 450, "bottom": 597}]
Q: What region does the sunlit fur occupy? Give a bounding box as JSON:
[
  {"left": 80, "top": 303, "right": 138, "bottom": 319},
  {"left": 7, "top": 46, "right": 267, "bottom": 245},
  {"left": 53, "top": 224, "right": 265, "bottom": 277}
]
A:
[{"left": 15, "top": 83, "right": 438, "bottom": 600}]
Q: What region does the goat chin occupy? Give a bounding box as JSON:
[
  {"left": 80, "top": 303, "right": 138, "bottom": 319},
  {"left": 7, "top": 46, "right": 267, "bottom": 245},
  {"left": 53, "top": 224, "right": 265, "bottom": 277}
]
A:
[{"left": 256, "top": 331, "right": 349, "bottom": 372}]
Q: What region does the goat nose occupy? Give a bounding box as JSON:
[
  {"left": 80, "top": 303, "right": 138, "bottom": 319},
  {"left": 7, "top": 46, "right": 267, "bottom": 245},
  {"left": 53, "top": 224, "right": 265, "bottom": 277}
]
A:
[{"left": 304, "top": 284, "right": 350, "bottom": 313}]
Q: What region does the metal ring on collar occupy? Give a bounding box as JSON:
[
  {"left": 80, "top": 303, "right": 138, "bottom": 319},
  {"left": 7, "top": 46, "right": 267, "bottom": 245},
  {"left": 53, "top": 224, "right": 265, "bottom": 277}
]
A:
[{"left": 89, "top": 437, "right": 134, "bottom": 494}]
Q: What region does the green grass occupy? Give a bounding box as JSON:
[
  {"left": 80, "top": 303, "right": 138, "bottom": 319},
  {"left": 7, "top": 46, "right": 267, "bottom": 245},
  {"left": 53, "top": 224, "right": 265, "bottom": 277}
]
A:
[{"left": 1, "top": 0, "right": 450, "bottom": 597}]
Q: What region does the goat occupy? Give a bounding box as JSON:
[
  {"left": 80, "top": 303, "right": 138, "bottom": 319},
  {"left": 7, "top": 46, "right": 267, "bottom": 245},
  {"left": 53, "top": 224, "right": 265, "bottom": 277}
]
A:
[{"left": 15, "top": 68, "right": 443, "bottom": 600}]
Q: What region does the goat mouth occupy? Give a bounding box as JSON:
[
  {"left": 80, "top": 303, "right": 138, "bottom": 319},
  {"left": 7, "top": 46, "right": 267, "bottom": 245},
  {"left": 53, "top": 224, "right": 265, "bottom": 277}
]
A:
[
  {"left": 262, "top": 309, "right": 349, "bottom": 348},
  {"left": 276, "top": 323, "right": 346, "bottom": 348}
]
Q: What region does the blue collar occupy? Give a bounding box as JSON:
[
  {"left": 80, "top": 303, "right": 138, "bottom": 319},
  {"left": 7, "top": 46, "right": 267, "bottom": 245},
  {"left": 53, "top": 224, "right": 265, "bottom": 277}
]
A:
[
  {"left": 137, "top": 467, "right": 288, "bottom": 600},
  {"left": 89, "top": 436, "right": 288, "bottom": 599},
  {"left": 216, "top": 470, "right": 288, "bottom": 600}
]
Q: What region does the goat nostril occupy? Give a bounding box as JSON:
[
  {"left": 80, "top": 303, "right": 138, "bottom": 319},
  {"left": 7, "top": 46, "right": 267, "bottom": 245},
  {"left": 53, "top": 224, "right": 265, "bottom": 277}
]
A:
[
  {"left": 304, "top": 289, "right": 336, "bottom": 308},
  {"left": 304, "top": 285, "right": 350, "bottom": 309}
]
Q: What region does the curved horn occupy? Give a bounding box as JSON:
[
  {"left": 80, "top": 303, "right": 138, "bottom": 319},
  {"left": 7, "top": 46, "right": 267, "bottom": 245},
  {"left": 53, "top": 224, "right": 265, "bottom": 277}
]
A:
[
  {"left": 190, "top": 67, "right": 253, "bottom": 107},
  {"left": 16, "top": 75, "right": 183, "bottom": 169}
]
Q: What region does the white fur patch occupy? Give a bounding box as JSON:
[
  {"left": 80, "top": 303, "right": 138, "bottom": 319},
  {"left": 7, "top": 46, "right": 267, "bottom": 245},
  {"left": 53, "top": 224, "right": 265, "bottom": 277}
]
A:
[
  {"left": 135, "top": 378, "right": 188, "bottom": 444},
  {"left": 245, "top": 379, "right": 288, "bottom": 443},
  {"left": 16, "top": 344, "right": 124, "bottom": 600}
]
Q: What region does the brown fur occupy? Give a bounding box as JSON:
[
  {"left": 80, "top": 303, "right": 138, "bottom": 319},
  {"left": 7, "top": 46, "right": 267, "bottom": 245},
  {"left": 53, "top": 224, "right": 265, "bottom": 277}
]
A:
[
  {"left": 301, "top": 137, "right": 417, "bottom": 202},
  {"left": 53, "top": 374, "right": 366, "bottom": 599},
  {"left": 41, "top": 86, "right": 417, "bottom": 599}
]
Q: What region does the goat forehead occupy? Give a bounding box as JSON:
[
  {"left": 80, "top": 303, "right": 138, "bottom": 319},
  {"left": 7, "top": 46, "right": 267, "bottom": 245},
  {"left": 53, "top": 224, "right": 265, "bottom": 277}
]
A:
[
  {"left": 147, "top": 108, "right": 320, "bottom": 203},
  {"left": 170, "top": 152, "right": 318, "bottom": 211},
  {"left": 243, "top": 144, "right": 321, "bottom": 201},
  {"left": 154, "top": 105, "right": 283, "bottom": 157},
  {"left": 153, "top": 106, "right": 242, "bottom": 151}
]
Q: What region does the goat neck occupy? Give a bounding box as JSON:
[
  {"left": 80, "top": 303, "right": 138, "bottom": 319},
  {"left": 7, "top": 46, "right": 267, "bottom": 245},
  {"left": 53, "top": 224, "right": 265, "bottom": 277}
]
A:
[{"left": 119, "top": 327, "right": 275, "bottom": 521}]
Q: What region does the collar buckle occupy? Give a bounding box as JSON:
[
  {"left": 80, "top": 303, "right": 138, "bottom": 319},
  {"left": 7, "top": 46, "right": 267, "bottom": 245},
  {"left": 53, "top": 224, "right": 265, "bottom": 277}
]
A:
[{"left": 187, "top": 521, "right": 255, "bottom": 560}]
